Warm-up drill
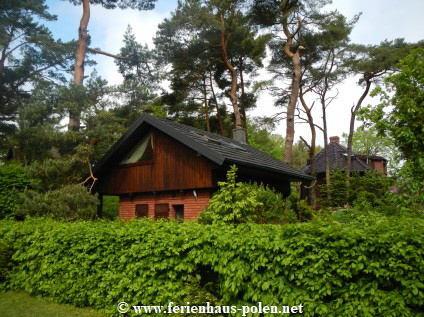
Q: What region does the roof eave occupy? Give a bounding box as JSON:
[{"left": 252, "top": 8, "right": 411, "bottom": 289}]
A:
[{"left": 225, "top": 159, "right": 313, "bottom": 182}]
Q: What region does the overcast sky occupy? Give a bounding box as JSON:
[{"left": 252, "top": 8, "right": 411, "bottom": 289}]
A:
[{"left": 46, "top": 0, "right": 424, "bottom": 145}]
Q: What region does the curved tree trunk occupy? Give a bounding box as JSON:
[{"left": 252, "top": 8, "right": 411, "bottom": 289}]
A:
[
  {"left": 69, "top": 0, "right": 90, "bottom": 132},
  {"left": 281, "top": 11, "right": 302, "bottom": 165},
  {"left": 299, "top": 92, "right": 317, "bottom": 206},
  {"left": 320, "top": 50, "right": 336, "bottom": 188},
  {"left": 322, "top": 104, "right": 330, "bottom": 187},
  {"left": 346, "top": 77, "right": 372, "bottom": 185},
  {"left": 220, "top": 13, "right": 242, "bottom": 130},
  {"left": 283, "top": 51, "right": 301, "bottom": 165}
]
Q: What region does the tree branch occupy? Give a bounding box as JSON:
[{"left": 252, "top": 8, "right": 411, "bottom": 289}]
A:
[
  {"left": 300, "top": 136, "right": 311, "bottom": 150},
  {"left": 86, "top": 47, "right": 134, "bottom": 61},
  {"left": 80, "top": 156, "right": 97, "bottom": 192}
]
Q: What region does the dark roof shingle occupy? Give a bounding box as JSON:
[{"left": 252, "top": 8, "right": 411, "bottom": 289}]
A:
[
  {"left": 94, "top": 113, "right": 311, "bottom": 181},
  {"left": 301, "top": 141, "right": 372, "bottom": 174}
]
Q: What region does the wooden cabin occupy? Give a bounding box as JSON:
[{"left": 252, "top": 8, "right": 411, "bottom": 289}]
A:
[
  {"left": 301, "top": 136, "right": 388, "bottom": 198},
  {"left": 93, "top": 113, "right": 312, "bottom": 221}
]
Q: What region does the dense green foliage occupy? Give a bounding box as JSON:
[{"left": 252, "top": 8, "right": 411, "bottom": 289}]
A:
[
  {"left": 361, "top": 48, "right": 424, "bottom": 209},
  {"left": 0, "top": 164, "right": 33, "bottom": 218},
  {"left": 199, "top": 165, "right": 264, "bottom": 224},
  {"left": 14, "top": 185, "right": 98, "bottom": 220},
  {"left": 0, "top": 241, "right": 12, "bottom": 282},
  {"left": 102, "top": 196, "right": 120, "bottom": 220},
  {"left": 380, "top": 48, "right": 424, "bottom": 168},
  {"left": 320, "top": 170, "right": 394, "bottom": 208},
  {"left": 199, "top": 166, "right": 306, "bottom": 224},
  {"left": 0, "top": 217, "right": 423, "bottom": 316},
  {"left": 0, "top": 0, "right": 74, "bottom": 141}
]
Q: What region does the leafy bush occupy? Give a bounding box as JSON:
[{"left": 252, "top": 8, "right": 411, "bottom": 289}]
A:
[
  {"left": 386, "top": 162, "right": 424, "bottom": 212},
  {"left": 0, "top": 241, "right": 12, "bottom": 283},
  {"left": 0, "top": 163, "right": 34, "bottom": 218},
  {"left": 0, "top": 216, "right": 423, "bottom": 316},
  {"left": 320, "top": 170, "right": 394, "bottom": 208},
  {"left": 320, "top": 170, "right": 349, "bottom": 207},
  {"left": 199, "top": 165, "right": 297, "bottom": 224},
  {"left": 14, "top": 184, "right": 98, "bottom": 220},
  {"left": 292, "top": 199, "right": 314, "bottom": 222},
  {"left": 102, "top": 196, "right": 119, "bottom": 220},
  {"left": 251, "top": 183, "right": 297, "bottom": 224},
  {"left": 350, "top": 170, "right": 394, "bottom": 206},
  {"left": 199, "top": 165, "right": 263, "bottom": 224}
]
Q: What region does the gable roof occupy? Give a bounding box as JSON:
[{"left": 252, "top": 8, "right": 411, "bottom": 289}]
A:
[
  {"left": 301, "top": 141, "right": 372, "bottom": 174},
  {"left": 93, "top": 113, "right": 311, "bottom": 181}
]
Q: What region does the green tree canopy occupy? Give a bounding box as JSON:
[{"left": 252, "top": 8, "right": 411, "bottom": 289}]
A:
[
  {"left": 0, "top": 0, "right": 74, "bottom": 145},
  {"left": 364, "top": 48, "right": 424, "bottom": 178}
]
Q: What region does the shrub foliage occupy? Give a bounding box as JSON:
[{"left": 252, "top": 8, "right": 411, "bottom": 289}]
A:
[
  {"left": 199, "top": 165, "right": 308, "bottom": 224},
  {"left": 0, "top": 164, "right": 33, "bottom": 218},
  {"left": 0, "top": 217, "right": 423, "bottom": 316},
  {"left": 14, "top": 185, "right": 98, "bottom": 220},
  {"left": 321, "top": 170, "right": 394, "bottom": 208}
]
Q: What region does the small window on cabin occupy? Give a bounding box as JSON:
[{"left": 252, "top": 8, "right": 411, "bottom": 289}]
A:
[
  {"left": 120, "top": 133, "right": 153, "bottom": 165},
  {"left": 173, "top": 205, "right": 184, "bottom": 223},
  {"left": 135, "top": 204, "right": 148, "bottom": 218},
  {"left": 155, "top": 203, "right": 169, "bottom": 220}
]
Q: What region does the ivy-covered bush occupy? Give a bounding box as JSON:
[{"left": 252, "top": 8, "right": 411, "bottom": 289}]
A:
[
  {"left": 0, "top": 216, "right": 423, "bottom": 316},
  {"left": 14, "top": 184, "right": 98, "bottom": 220},
  {"left": 199, "top": 165, "right": 298, "bottom": 224},
  {"left": 0, "top": 163, "right": 33, "bottom": 218}
]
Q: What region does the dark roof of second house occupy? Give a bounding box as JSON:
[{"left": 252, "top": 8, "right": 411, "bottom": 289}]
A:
[
  {"left": 301, "top": 140, "right": 373, "bottom": 174},
  {"left": 94, "top": 113, "right": 311, "bottom": 181}
]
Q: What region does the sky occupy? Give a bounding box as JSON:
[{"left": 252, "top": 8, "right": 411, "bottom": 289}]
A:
[{"left": 45, "top": 0, "right": 424, "bottom": 145}]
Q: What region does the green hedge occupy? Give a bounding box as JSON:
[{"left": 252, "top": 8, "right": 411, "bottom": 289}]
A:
[
  {"left": 0, "top": 217, "right": 423, "bottom": 316},
  {"left": 0, "top": 164, "right": 33, "bottom": 218}
]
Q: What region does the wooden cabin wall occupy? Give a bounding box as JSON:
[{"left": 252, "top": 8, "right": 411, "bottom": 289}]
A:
[{"left": 96, "top": 129, "right": 217, "bottom": 195}]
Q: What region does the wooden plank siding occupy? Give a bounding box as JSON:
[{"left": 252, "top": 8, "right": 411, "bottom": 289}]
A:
[{"left": 95, "top": 129, "right": 218, "bottom": 195}]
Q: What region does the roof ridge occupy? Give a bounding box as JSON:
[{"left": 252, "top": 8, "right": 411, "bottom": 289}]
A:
[
  {"left": 157, "top": 116, "right": 246, "bottom": 146},
  {"left": 94, "top": 113, "right": 311, "bottom": 181}
]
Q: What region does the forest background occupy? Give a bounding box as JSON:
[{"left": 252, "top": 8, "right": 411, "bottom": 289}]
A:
[{"left": 1, "top": 0, "right": 423, "bottom": 216}]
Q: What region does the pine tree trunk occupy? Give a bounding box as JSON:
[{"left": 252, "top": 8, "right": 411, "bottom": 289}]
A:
[
  {"left": 220, "top": 14, "right": 242, "bottom": 130},
  {"left": 322, "top": 105, "right": 330, "bottom": 187},
  {"left": 281, "top": 10, "right": 303, "bottom": 165},
  {"left": 69, "top": 0, "right": 90, "bottom": 132},
  {"left": 202, "top": 74, "right": 210, "bottom": 132},
  {"left": 346, "top": 77, "right": 372, "bottom": 185},
  {"left": 239, "top": 58, "right": 248, "bottom": 142},
  {"left": 299, "top": 93, "right": 317, "bottom": 206},
  {"left": 283, "top": 51, "right": 301, "bottom": 165}
]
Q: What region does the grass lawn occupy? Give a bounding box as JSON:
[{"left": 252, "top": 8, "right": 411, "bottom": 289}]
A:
[{"left": 0, "top": 292, "right": 106, "bottom": 317}]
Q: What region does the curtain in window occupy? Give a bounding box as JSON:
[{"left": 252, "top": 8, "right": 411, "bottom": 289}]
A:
[{"left": 120, "top": 133, "right": 152, "bottom": 164}]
